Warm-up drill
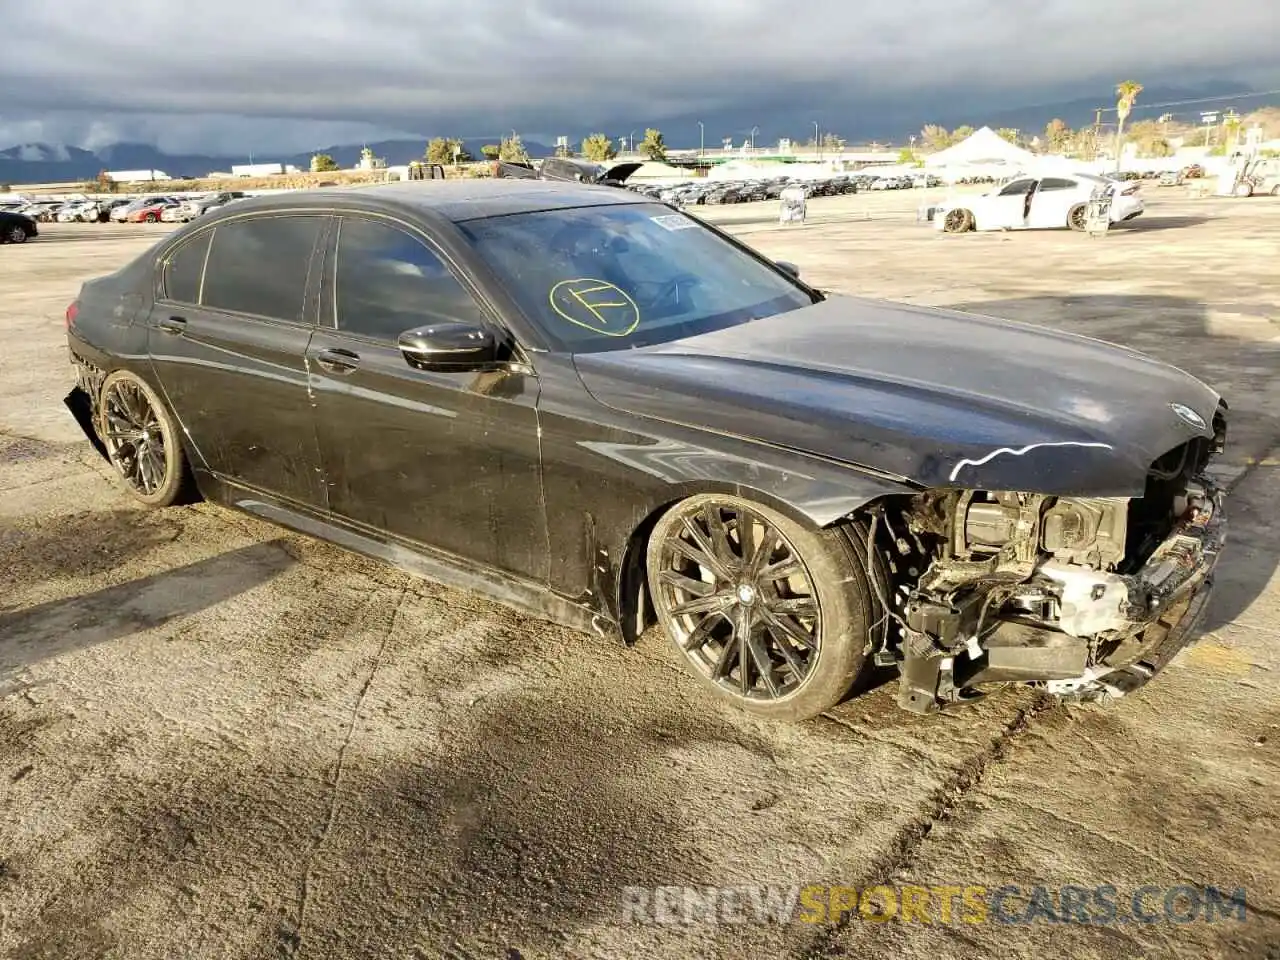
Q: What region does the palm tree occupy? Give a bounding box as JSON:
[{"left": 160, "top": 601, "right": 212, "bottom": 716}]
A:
[{"left": 1113, "top": 80, "right": 1144, "bottom": 172}]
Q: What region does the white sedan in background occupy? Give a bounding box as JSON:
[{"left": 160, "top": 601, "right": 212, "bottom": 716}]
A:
[{"left": 935, "top": 173, "right": 1144, "bottom": 233}]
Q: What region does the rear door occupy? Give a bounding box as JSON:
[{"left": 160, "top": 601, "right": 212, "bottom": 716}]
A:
[{"left": 146, "top": 212, "right": 331, "bottom": 511}]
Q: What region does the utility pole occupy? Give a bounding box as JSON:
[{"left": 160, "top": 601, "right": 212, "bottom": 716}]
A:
[{"left": 1091, "top": 108, "right": 1103, "bottom": 162}]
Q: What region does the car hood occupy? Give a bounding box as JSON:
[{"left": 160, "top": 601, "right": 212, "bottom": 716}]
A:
[{"left": 572, "top": 295, "right": 1223, "bottom": 496}]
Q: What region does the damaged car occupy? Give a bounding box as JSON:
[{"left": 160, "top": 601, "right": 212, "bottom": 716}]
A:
[
  {"left": 936, "top": 173, "right": 1144, "bottom": 233},
  {"left": 535, "top": 157, "right": 643, "bottom": 187},
  {"left": 62, "top": 180, "right": 1227, "bottom": 721}
]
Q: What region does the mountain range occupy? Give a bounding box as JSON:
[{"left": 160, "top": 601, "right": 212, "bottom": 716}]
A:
[{"left": 1, "top": 80, "right": 1271, "bottom": 185}]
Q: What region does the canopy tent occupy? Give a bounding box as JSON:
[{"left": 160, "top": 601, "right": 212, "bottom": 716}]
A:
[{"left": 924, "top": 127, "right": 1037, "bottom": 168}]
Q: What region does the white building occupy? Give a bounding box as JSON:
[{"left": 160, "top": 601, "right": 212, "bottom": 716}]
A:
[
  {"left": 230, "top": 162, "right": 300, "bottom": 177},
  {"left": 105, "top": 169, "right": 172, "bottom": 183}
]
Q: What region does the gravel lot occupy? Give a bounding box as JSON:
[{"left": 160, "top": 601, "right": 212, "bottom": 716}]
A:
[{"left": 1, "top": 188, "right": 1278, "bottom": 959}]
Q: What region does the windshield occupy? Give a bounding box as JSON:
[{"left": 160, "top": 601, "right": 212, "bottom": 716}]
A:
[{"left": 456, "top": 203, "right": 815, "bottom": 353}]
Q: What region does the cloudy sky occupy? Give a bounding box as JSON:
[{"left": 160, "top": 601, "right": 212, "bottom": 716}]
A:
[{"left": 3, "top": 0, "right": 1277, "bottom": 154}]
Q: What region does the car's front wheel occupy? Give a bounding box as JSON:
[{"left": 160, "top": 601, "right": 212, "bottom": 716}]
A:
[
  {"left": 1067, "top": 203, "right": 1088, "bottom": 231},
  {"left": 6, "top": 225, "right": 27, "bottom": 243},
  {"left": 97, "top": 370, "right": 192, "bottom": 507},
  {"left": 646, "top": 494, "right": 884, "bottom": 720}
]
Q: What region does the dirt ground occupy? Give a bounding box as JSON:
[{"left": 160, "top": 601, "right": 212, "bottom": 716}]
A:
[{"left": 1, "top": 187, "right": 1278, "bottom": 960}]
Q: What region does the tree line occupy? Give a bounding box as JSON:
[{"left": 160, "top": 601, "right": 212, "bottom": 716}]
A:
[{"left": 310, "top": 81, "right": 1278, "bottom": 174}]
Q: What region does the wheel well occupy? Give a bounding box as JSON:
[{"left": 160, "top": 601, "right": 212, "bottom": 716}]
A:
[
  {"left": 614, "top": 491, "right": 900, "bottom": 648},
  {"left": 615, "top": 498, "right": 679, "bottom": 646}
]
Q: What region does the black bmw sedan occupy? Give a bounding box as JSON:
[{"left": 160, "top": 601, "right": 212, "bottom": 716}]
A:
[
  {"left": 0, "top": 210, "right": 38, "bottom": 243},
  {"left": 63, "top": 180, "right": 1227, "bottom": 720}
]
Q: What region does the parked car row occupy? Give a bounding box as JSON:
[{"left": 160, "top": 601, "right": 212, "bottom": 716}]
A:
[
  {"left": 0, "top": 191, "right": 252, "bottom": 227},
  {"left": 110, "top": 191, "right": 249, "bottom": 224},
  {"left": 628, "top": 172, "right": 945, "bottom": 207},
  {"left": 3, "top": 199, "right": 126, "bottom": 223}
]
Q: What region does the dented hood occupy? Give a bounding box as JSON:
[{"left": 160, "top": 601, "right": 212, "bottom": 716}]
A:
[{"left": 572, "top": 295, "right": 1223, "bottom": 496}]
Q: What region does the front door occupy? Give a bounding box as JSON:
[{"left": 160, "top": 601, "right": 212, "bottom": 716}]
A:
[
  {"left": 146, "top": 213, "right": 330, "bottom": 510},
  {"left": 308, "top": 213, "right": 546, "bottom": 579},
  {"left": 985, "top": 177, "right": 1038, "bottom": 229},
  {"left": 1028, "top": 176, "right": 1078, "bottom": 229}
]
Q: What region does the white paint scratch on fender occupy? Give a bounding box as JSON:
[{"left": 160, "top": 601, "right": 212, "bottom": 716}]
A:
[{"left": 948, "top": 441, "right": 1114, "bottom": 482}]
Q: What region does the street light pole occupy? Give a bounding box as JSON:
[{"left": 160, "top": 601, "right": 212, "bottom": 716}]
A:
[
  {"left": 630, "top": 130, "right": 635, "bottom": 154},
  {"left": 813, "top": 121, "right": 820, "bottom": 160},
  {"left": 751, "top": 126, "right": 759, "bottom": 152},
  {"left": 698, "top": 120, "right": 704, "bottom": 158}
]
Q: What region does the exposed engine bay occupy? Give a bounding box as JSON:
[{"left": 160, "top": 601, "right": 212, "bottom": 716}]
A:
[{"left": 868, "top": 421, "right": 1228, "bottom": 713}]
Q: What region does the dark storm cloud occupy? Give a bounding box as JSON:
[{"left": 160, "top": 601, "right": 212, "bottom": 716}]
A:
[{"left": 1, "top": 0, "right": 1276, "bottom": 151}]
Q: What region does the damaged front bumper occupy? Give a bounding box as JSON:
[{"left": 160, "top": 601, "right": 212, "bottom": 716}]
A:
[{"left": 897, "top": 481, "right": 1226, "bottom": 713}]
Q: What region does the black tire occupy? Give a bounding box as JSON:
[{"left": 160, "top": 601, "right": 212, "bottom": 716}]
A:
[
  {"left": 1272, "top": 185, "right": 1280, "bottom": 197},
  {"left": 646, "top": 494, "right": 884, "bottom": 721},
  {"left": 97, "top": 370, "right": 193, "bottom": 507},
  {"left": 6, "top": 225, "right": 27, "bottom": 244},
  {"left": 144, "top": 212, "right": 158, "bottom": 223},
  {"left": 1068, "top": 204, "right": 1088, "bottom": 231},
  {"left": 942, "top": 208, "right": 973, "bottom": 233}
]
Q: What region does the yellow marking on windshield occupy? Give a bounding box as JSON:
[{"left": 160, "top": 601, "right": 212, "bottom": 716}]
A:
[{"left": 549, "top": 278, "right": 641, "bottom": 337}]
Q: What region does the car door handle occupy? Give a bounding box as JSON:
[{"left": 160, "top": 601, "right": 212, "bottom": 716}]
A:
[
  {"left": 315, "top": 347, "right": 361, "bottom": 374},
  {"left": 157, "top": 315, "right": 187, "bottom": 335}
]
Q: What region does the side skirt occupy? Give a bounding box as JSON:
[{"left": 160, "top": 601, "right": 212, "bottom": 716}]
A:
[{"left": 200, "top": 473, "right": 614, "bottom": 640}]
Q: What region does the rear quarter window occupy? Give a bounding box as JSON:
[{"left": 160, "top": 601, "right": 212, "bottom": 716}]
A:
[{"left": 162, "top": 230, "right": 212, "bottom": 304}]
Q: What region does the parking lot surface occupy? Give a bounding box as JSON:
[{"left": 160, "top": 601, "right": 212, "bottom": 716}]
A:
[{"left": 2, "top": 190, "right": 1278, "bottom": 959}]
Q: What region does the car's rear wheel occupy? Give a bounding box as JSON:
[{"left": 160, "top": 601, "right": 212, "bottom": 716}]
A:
[
  {"left": 1067, "top": 203, "right": 1088, "bottom": 231},
  {"left": 1272, "top": 185, "right": 1280, "bottom": 197},
  {"left": 646, "top": 494, "right": 884, "bottom": 720},
  {"left": 942, "top": 208, "right": 973, "bottom": 233},
  {"left": 6, "top": 225, "right": 27, "bottom": 243},
  {"left": 144, "top": 212, "right": 158, "bottom": 223},
  {"left": 97, "top": 370, "right": 191, "bottom": 507},
  {"left": 1234, "top": 182, "right": 1253, "bottom": 198}
]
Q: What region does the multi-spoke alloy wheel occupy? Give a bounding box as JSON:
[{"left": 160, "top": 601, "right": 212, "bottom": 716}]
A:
[
  {"left": 97, "top": 370, "right": 190, "bottom": 507},
  {"left": 942, "top": 208, "right": 973, "bottom": 233},
  {"left": 647, "top": 495, "right": 883, "bottom": 720}
]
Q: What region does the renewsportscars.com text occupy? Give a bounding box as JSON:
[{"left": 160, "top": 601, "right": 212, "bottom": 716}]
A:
[{"left": 620, "top": 883, "right": 1249, "bottom": 926}]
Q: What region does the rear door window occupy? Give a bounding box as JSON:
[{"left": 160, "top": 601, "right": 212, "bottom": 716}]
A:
[
  {"left": 1038, "top": 177, "right": 1077, "bottom": 191},
  {"left": 200, "top": 215, "right": 325, "bottom": 322}
]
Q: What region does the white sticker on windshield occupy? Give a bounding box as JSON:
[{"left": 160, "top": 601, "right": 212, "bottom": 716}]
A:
[{"left": 650, "top": 214, "right": 697, "bottom": 231}]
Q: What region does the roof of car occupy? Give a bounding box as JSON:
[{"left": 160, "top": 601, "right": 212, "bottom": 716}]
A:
[{"left": 223, "top": 179, "right": 651, "bottom": 223}]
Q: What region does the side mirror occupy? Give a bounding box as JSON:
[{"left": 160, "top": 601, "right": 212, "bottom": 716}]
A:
[
  {"left": 398, "top": 323, "right": 499, "bottom": 371},
  {"left": 775, "top": 260, "right": 801, "bottom": 279}
]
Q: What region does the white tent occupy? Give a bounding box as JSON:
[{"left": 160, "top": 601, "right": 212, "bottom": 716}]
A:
[{"left": 924, "top": 126, "right": 1037, "bottom": 168}]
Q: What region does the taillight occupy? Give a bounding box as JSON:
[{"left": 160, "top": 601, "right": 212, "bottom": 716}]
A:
[{"left": 65, "top": 301, "right": 79, "bottom": 329}]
